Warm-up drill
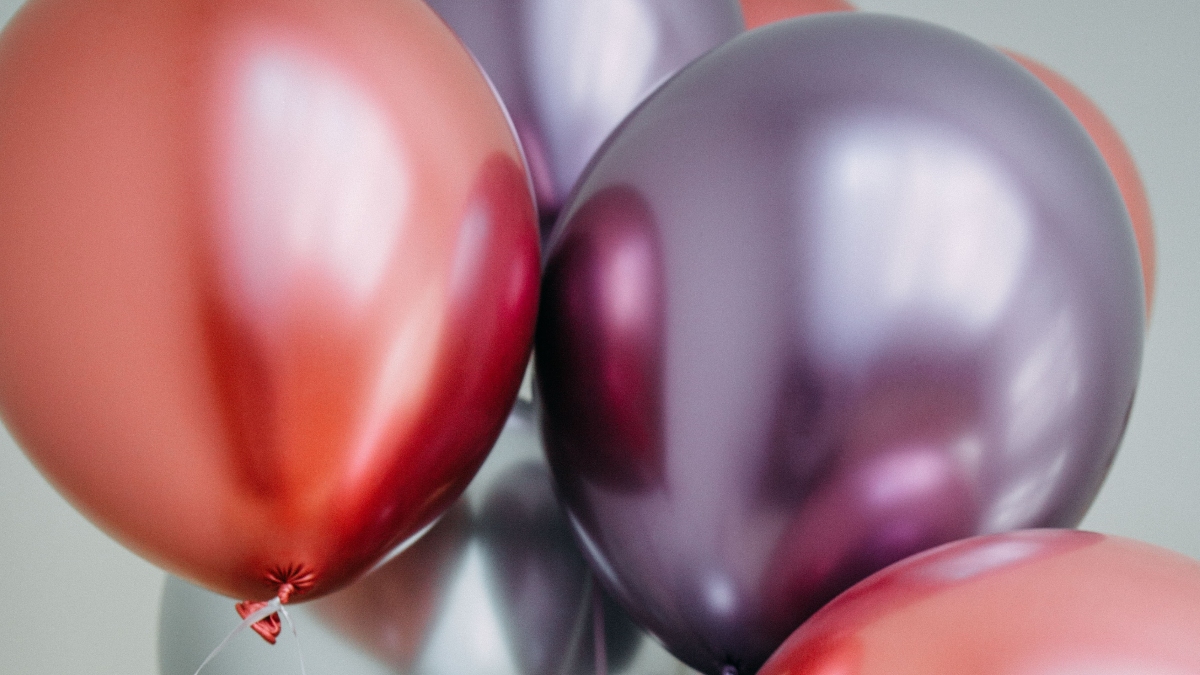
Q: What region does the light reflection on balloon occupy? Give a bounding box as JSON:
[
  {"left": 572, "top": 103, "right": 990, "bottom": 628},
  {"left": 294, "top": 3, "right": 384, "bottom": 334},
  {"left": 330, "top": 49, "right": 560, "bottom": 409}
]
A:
[
  {"left": 216, "top": 43, "right": 409, "bottom": 315},
  {"left": 805, "top": 113, "right": 1032, "bottom": 361},
  {"left": 423, "top": 0, "right": 743, "bottom": 230}
]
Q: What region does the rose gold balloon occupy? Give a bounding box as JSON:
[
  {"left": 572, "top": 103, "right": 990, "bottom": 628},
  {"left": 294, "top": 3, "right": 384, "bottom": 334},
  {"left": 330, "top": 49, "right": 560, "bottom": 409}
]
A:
[
  {"left": 1006, "top": 51, "right": 1155, "bottom": 318},
  {"left": 0, "top": 0, "right": 539, "bottom": 617},
  {"left": 739, "top": 0, "right": 854, "bottom": 30},
  {"left": 761, "top": 530, "right": 1200, "bottom": 675}
]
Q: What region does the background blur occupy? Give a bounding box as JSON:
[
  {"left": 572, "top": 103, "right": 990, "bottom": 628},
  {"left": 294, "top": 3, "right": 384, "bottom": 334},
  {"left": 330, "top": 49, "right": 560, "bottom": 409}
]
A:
[{"left": 1, "top": 1, "right": 1197, "bottom": 673}]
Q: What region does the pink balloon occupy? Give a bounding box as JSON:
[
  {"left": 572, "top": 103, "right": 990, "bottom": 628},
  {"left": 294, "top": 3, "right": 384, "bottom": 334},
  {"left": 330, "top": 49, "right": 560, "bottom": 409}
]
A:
[
  {"left": 760, "top": 530, "right": 1200, "bottom": 675},
  {"left": 739, "top": 0, "right": 854, "bottom": 30}
]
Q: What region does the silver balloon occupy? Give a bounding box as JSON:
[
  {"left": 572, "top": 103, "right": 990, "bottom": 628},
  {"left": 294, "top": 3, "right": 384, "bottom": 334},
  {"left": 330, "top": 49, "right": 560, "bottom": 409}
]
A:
[
  {"left": 158, "top": 406, "right": 699, "bottom": 675},
  {"left": 423, "top": 0, "right": 744, "bottom": 231}
]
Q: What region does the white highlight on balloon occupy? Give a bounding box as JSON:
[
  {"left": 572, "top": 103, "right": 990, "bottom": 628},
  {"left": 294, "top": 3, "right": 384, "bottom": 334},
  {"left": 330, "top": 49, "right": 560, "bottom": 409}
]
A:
[
  {"left": 222, "top": 43, "right": 408, "bottom": 317},
  {"left": 984, "top": 448, "right": 1070, "bottom": 533},
  {"left": 1005, "top": 309, "right": 1082, "bottom": 456},
  {"left": 703, "top": 571, "right": 737, "bottom": 617},
  {"left": 806, "top": 113, "right": 1031, "bottom": 364},
  {"left": 916, "top": 536, "right": 1043, "bottom": 583},
  {"left": 529, "top": 0, "right": 659, "bottom": 194},
  {"left": 603, "top": 233, "right": 656, "bottom": 337}
]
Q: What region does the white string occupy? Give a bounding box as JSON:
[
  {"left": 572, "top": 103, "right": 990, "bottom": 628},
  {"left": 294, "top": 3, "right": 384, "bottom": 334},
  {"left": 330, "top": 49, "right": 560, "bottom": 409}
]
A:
[
  {"left": 191, "top": 597, "right": 282, "bottom": 675},
  {"left": 278, "top": 604, "right": 308, "bottom": 675}
]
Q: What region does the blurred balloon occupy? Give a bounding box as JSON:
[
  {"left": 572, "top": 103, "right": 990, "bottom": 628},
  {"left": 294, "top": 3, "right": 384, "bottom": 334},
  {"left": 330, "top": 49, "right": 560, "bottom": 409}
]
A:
[
  {"left": 0, "top": 0, "right": 539, "bottom": 620},
  {"left": 159, "top": 411, "right": 694, "bottom": 675},
  {"left": 739, "top": 0, "right": 853, "bottom": 29},
  {"left": 311, "top": 502, "right": 473, "bottom": 670},
  {"left": 538, "top": 14, "right": 1143, "bottom": 675},
  {"left": 423, "top": 0, "right": 743, "bottom": 235},
  {"left": 760, "top": 530, "right": 1200, "bottom": 675},
  {"left": 1004, "top": 50, "right": 1156, "bottom": 318}
]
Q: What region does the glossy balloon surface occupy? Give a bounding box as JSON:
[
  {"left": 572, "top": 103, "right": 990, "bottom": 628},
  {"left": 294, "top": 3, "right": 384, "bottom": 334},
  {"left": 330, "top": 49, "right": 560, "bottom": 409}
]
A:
[
  {"left": 537, "top": 15, "right": 1143, "bottom": 675},
  {"left": 158, "top": 413, "right": 695, "bottom": 675},
  {"left": 1005, "top": 50, "right": 1156, "bottom": 317},
  {"left": 423, "top": 0, "right": 743, "bottom": 232},
  {"left": 761, "top": 530, "right": 1200, "bottom": 675},
  {"left": 739, "top": 0, "right": 852, "bottom": 29},
  {"left": 0, "top": 0, "right": 539, "bottom": 603}
]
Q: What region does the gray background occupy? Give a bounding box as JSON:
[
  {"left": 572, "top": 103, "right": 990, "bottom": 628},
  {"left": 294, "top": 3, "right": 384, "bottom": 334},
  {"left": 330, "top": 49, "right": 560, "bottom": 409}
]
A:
[{"left": 1, "top": 1, "right": 1196, "bottom": 673}]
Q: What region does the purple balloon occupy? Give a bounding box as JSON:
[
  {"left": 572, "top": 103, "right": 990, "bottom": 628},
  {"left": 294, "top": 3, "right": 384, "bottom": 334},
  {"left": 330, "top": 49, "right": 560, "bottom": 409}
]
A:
[
  {"left": 536, "top": 14, "right": 1143, "bottom": 675},
  {"left": 423, "top": 0, "right": 744, "bottom": 234}
]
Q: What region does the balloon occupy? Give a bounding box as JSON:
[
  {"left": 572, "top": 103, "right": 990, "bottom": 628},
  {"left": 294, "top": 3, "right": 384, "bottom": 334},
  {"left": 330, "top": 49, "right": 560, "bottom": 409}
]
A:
[
  {"left": 0, "top": 0, "right": 540, "bottom": 618},
  {"left": 1004, "top": 50, "right": 1156, "bottom": 318},
  {"left": 537, "top": 14, "right": 1143, "bottom": 675},
  {"left": 158, "top": 413, "right": 690, "bottom": 675},
  {"left": 760, "top": 530, "right": 1200, "bottom": 675},
  {"left": 422, "top": 0, "right": 743, "bottom": 234},
  {"left": 739, "top": 0, "right": 853, "bottom": 30}
]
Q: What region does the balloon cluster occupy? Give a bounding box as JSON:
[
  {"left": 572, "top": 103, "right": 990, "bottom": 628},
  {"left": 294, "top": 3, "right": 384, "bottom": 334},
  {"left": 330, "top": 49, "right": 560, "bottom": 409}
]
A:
[{"left": 0, "top": 0, "right": 1186, "bottom": 674}]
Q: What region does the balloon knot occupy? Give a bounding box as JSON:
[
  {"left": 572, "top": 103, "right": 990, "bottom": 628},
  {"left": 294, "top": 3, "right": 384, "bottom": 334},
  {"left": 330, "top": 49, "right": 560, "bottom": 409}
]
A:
[
  {"left": 236, "top": 565, "right": 316, "bottom": 644},
  {"left": 235, "top": 599, "right": 282, "bottom": 644},
  {"left": 267, "top": 564, "right": 316, "bottom": 601}
]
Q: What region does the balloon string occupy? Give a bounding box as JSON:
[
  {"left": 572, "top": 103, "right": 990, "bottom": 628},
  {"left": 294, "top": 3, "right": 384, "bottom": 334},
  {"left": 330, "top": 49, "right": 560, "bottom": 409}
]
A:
[
  {"left": 592, "top": 583, "right": 607, "bottom": 675},
  {"left": 191, "top": 596, "right": 282, "bottom": 675},
  {"left": 558, "top": 570, "right": 594, "bottom": 675},
  {"left": 279, "top": 604, "right": 308, "bottom": 675}
]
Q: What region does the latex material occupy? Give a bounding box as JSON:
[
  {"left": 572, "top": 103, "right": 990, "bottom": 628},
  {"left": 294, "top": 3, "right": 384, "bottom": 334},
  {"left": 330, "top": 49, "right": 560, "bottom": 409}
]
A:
[
  {"left": 761, "top": 530, "right": 1200, "bottom": 675},
  {"left": 1005, "top": 50, "right": 1156, "bottom": 318},
  {"left": 0, "top": 0, "right": 539, "bottom": 603},
  {"left": 537, "top": 15, "right": 1143, "bottom": 675},
  {"left": 158, "top": 413, "right": 698, "bottom": 675},
  {"left": 423, "top": 0, "right": 743, "bottom": 232},
  {"left": 739, "top": 0, "right": 852, "bottom": 29}
]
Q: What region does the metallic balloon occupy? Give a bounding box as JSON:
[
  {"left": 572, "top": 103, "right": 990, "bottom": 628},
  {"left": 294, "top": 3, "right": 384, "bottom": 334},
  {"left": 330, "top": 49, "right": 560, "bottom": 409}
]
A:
[
  {"left": 158, "top": 410, "right": 699, "bottom": 675},
  {"left": 537, "top": 14, "right": 1144, "bottom": 675},
  {"left": 1004, "top": 50, "right": 1156, "bottom": 318},
  {"left": 423, "top": 0, "right": 744, "bottom": 233},
  {"left": 760, "top": 530, "right": 1200, "bottom": 675},
  {"left": 0, "top": 0, "right": 539, "bottom": 612}
]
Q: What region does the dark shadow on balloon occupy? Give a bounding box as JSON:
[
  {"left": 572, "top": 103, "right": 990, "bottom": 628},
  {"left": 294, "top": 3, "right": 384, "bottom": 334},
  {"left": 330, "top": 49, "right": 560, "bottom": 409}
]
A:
[
  {"left": 537, "top": 185, "right": 666, "bottom": 494},
  {"left": 478, "top": 461, "right": 641, "bottom": 675},
  {"left": 758, "top": 348, "right": 987, "bottom": 639}
]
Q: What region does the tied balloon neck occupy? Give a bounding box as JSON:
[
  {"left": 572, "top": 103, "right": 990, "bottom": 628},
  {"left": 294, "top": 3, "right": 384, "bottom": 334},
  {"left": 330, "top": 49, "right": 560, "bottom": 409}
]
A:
[
  {"left": 190, "top": 593, "right": 308, "bottom": 675},
  {"left": 235, "top": 566, "right": 317, "bottom": 643}
]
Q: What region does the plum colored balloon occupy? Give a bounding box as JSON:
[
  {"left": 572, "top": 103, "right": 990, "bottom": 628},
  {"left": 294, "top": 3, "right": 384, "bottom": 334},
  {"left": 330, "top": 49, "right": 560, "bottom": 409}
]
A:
[
  {"left": 0, "top": 0, "right": 539, "bottom": 618},
  {"left": 739, "top": 0, "right": 853, "bottom": 29},
  {"left": 158, "top": 415, "right": 680, "bottom": 675},
  {"left": 760, "top": 530, "right": 1200, "bottom": 675},
  {"left": 1005, "top": 50, "right": 1156, "bottom": 317},
  {"left": 537, "top": 15, "right": 1143, "bottom": 675},
  {"left": 422, "top": 0, "right": 743, "bottom": 234}
]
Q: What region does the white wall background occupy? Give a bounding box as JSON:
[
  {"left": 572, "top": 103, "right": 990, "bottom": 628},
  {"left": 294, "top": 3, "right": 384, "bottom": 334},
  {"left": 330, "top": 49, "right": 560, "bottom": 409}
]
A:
[{"left": 0, "top": 1, "right": 1196, "bottom": 673}]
